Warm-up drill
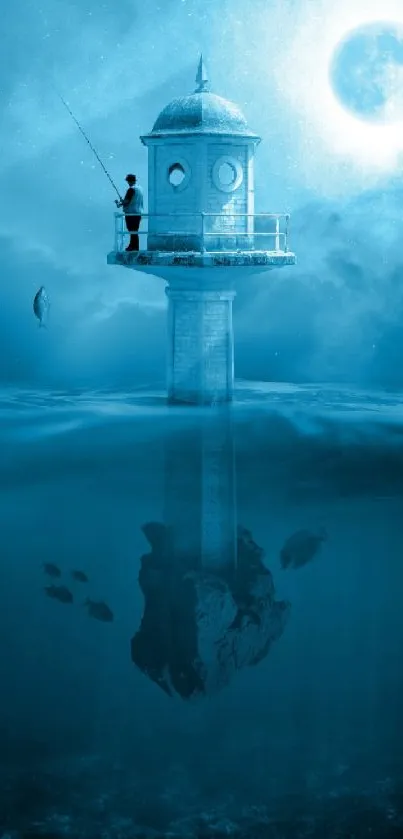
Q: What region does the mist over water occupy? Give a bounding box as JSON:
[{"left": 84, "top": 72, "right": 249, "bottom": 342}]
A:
[{"left": 1, "top": 382, "right": 402, "bottom": 837}]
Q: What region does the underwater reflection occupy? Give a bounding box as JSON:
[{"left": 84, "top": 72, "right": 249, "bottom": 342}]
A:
[{"left": 131, "top": 408, "right": 290, "bottom": 698}]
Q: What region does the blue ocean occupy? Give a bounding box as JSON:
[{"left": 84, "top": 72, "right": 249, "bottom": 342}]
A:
[{"left": 1, "top": 381, "right": 402, "bottom": 838}]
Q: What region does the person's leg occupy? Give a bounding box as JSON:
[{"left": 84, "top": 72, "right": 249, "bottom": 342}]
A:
[
  {"left": 124, "top": 215, "right": 141, "bottom": 251},
  {"left": 125, "top": 215, "right": 141, "bottom": 251},
  {"left": 124, "top": 215, "right": 134, "bottom": 251},
  {"left": 131, "top": 215, "right": 141, "bottom": 251}
]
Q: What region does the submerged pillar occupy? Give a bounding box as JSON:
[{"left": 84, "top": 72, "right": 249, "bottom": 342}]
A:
[{"left": 163, "top": 406, "right": 237, "bottom": 574}]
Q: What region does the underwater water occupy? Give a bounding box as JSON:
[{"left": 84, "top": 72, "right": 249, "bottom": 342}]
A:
[{"left": 0, "top": 380, "right": 403, "bottom": 838}]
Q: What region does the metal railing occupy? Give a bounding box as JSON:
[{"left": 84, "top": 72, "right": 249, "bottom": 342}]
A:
[{"left": 113, "top": 212, "right": 290, "bottom": 254}]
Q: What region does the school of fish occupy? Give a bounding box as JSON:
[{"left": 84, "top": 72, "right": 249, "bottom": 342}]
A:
[{"left": 42, "top": 563, "right": 114, "bottom": 622}]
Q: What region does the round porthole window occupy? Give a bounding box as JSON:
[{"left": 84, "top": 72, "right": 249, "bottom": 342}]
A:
[
  {"left": 167, "top": 159, "right": 191, "bottom": 192},
  {"left": 168, "top": 163, "right": 185, "bottom": 186},
  {"left": 212, "top": 155, "right": 243, "bottom": 193},
  {"left": 218, "top": 162, "right": 236, "bottom": 186}
]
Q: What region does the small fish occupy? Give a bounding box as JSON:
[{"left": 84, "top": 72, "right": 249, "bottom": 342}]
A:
[
  {"left": 84, "top": 598, "right": 114, "bottom": 622},
  {"left": 280, "top": 527, "right": 327, "bottom": 571},
  {"left": 33, "top": 286, "right": 50, "bottom": 328},
  {"left": 45, "top": 585, "right": 73, "bottom": 604},
  {"left": 43, "top": 562, "right": 61, "bottom": 578},
  {"left": 71, "top": 570, "right": 89, "bottom": 583}
]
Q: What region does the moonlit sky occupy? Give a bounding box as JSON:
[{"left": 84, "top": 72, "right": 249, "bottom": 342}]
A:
[{"left": 2, "top": 0, "right": 403, "bottom": 390}]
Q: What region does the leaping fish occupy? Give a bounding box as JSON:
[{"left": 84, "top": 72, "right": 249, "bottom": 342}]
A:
[{"left": 33, "top": 286, "right": 50, "bottom": 328}]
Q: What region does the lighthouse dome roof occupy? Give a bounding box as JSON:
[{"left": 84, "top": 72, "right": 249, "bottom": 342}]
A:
[
  {"left": 141, "top": 56, "right": 259, "bottom": 141},
  {"left": 150, "top": 91, "right": 251, "bottom": 136}
]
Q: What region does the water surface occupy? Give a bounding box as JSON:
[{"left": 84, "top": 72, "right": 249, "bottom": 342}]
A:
[{"left": 1, "top": 381, "right": 402, "bottom": 837}]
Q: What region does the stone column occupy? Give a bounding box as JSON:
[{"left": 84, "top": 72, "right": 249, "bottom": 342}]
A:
[{"left": 165, "top": 282, "right": 236, "bottom": 405}]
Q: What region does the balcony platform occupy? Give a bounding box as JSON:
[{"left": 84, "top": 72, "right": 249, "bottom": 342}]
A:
[{"left": 107, "top": 248, "right": 296, "bottom": 271}]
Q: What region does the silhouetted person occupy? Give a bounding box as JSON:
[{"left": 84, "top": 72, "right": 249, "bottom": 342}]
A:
[{"left": 116, "top": 174, "right": 144, "bottom": 251}]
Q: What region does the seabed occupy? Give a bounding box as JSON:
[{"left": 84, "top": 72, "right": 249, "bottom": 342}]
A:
[{"left": 1, "top": 750, "right": 403, "bottom": 837}]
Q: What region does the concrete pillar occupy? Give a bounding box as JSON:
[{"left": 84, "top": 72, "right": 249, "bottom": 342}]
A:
[
  {"left": 164, "top": 408, "right": 237, "bottom": 574},
  {"left": 165, "top": 284, "right": 236, "bottom": 405}
]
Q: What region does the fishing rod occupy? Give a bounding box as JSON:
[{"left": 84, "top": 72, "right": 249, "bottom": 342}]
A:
[{"left": 54, "top": 87, "right": 123, "bottom": 202}]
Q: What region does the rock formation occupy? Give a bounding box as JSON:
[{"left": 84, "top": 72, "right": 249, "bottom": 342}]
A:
[{"left": 131, "top": 523, "right": 290, "bottom": 699}]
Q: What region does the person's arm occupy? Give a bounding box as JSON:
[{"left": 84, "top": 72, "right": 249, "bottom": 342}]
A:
[
  {"left": 123, "top": 187, "right": 134, "bottom": 208},
  {"left": 121, "top": 187, "right": 134, "bottom": 209}
]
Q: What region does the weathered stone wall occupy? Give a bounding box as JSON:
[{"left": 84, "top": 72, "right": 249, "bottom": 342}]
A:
[
  {"left": 147, "top": 139, "right": 203, "bottom": 250},
  {"left": 206, "top": 144, "right": 248, "bottom": 227},
  {"left": 165, "top": 287, "right": 235, "bottom": 404},
  {"left": 145, "top": 136, "right": 256, "bottom": 252}
]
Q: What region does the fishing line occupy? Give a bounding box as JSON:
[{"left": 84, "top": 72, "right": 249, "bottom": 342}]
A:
[
  {"left": 34, "top": 7, "right": 123, "bottom": 201},
  {"left": 52, "top": 85, "right": 123, "bottom": 201}
]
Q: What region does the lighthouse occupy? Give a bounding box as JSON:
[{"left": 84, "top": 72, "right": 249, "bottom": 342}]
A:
[{"left": 107, "top": 57, "right": 295, "bottom": 405}]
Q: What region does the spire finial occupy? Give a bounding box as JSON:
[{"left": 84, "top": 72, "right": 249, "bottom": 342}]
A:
[{"left": 195, "top": 54, "right": 210, "bottom": 93}]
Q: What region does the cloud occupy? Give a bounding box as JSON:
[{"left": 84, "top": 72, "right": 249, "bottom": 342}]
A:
[
  {"left": 0, "top": 235, "right": 166, "bottom": 388},
  {"left": 0, "top": 0, "right": 200, "bottom": 167},
  {"left": 235, "top": 182, "right": 403, "bottom": 387}
]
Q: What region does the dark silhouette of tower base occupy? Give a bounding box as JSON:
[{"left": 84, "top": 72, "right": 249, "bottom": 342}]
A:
[{"left": 130, "top": 408, "right": 290, "bottom": 698}]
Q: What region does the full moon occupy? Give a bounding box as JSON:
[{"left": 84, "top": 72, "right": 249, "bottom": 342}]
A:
[{"left": 330, "top": 21, "right": 403, "bottom": 123}]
